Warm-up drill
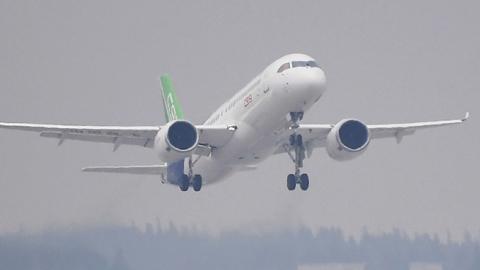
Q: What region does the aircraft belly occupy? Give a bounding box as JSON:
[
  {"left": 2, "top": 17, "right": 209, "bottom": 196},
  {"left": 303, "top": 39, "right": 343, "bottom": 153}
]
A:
[
  {"left": 201, "top": 121, "right": 280, "bottom": 183},
  {"left": 198, "top": 68, "right": 324, "bottom": 185},
  {"left": 193, "top": 158, "right": 232, "bottom": 184}
]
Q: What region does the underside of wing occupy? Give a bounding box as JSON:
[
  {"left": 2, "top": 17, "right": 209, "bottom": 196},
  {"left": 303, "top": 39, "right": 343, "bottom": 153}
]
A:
[
  {"left": 0, "top": 122, "right": 237, "bottom": 152},
  {"left": 273, "top": 112, "right": 469, "bottom": 155},
  {"left": 272, "top": 124, "right": 332, "bottom": 156},
  {"left": 0, "top": 122, "right": 160, "bottom": 149},
  {"left": 368, "top": 112, "right": 469, "bottom": 143},
  {"left": 196, "top": 125, "right": 237, "bottom": 148}
]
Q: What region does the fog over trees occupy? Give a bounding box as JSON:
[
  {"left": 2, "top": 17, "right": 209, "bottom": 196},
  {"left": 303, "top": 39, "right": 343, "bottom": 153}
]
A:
[{"left": 0, "top": 224, "right": 479, "bottom": 270}]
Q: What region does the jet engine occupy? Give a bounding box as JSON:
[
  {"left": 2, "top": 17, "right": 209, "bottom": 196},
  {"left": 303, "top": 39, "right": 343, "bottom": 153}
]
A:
[
  {"left": 326, "top": 119, "right": 370, "bottom": 161},
  {"left": 154, "top": 120, "right": 199, "bottom": 162}
]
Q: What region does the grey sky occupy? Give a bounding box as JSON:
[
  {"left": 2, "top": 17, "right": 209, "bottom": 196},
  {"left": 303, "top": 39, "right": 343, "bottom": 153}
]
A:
[{"left": 0, "top": 0, "right": 478, "bottom": 240}]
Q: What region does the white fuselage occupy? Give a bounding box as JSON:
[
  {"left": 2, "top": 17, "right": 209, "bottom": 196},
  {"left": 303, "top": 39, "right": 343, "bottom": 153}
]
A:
[
  {"left": 193, "top": 54, "right": 327, "bottom": 184},
  {"left": 0, "top": 53, "right": 467, "bottom": 188}
]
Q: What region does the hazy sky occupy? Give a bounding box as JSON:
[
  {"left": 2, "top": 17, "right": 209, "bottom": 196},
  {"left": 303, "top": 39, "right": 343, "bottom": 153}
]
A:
[{"left": 0, "top": 0, "right": 478, "bottom": 240}]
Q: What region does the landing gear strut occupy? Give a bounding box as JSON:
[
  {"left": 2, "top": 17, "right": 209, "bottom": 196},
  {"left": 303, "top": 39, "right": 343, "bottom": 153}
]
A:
[
  {"left": 285, "top": 112, "right": 310, "bottom": 191},
  {"left": 290, "top": 112, "right": 304, "bottom": 129},
  {"left": 179, "top": 156, "right": 203, "bottom": 192}
]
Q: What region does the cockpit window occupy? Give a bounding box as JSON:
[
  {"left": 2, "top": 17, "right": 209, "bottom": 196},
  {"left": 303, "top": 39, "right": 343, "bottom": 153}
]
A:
[
  {"left": 277, "top": 62, "right": 291, "bottom": 73},
  {"left": 292, "top": 61, "right": 319, "bottom": 68},
  {"left": 306, "top": 61, "right": 319, "bottom": 67},
  {"left": 278, "top": 61, "right": 319, "bottom": 73}
]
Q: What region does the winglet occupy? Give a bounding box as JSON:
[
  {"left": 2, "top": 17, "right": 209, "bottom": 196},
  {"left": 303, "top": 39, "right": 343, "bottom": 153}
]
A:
[{"left": 462, "top": 112, "right": 470, "bottom": 122}]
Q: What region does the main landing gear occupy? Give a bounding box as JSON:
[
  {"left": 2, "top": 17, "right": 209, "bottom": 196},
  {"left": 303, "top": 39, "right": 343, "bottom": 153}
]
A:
[
  {"left": 179, "top": 156, "right": 203, "bottom": 192},
  {"left": 285, "top": 112, "right": 310, "bottom": 191},
  {"left": 179, "top": 174, "right": 202, "bottom": 192}
]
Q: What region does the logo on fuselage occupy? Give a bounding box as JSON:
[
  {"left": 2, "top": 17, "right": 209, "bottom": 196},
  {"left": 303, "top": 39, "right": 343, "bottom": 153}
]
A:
[
  {"left": 166, "top": 92, "right": 178, "bottom": 120},
  {"left": 243, "top": 94, "right": 253, "bottom": 107}
]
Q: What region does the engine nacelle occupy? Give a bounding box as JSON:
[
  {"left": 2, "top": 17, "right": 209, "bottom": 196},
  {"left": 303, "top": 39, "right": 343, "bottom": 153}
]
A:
[
  {"left": 154, "top": 120, "right": 199, "bottom": 163},
  {"left": 326, "top": 119, "right": 370, "bottom": 161}
]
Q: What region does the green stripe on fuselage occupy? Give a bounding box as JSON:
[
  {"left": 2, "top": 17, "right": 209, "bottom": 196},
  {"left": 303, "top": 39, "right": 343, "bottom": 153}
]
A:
[{"left": 160, "top": 74, "right": 184, "bottom": 122}]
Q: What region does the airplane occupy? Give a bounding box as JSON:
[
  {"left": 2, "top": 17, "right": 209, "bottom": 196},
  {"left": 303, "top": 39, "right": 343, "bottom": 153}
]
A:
[{"left": 0, "top": 53, "right": 469, "bottom": 192}]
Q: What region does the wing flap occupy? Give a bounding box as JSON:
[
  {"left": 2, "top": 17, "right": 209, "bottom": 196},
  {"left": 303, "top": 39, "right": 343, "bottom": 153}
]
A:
[
  {"left": 39, "top": 132, "right": 154, "bottom": 148},
  {"left": 82, "top": 165, "right": 166, "bottom": 175},
  {"left": 0, "top": 122, "right": 159, "bottom": 135}
]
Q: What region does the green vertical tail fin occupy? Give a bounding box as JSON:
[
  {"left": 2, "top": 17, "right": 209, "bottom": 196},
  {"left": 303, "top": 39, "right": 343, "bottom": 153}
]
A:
[{"left": 160, "top": 74, "right": 184, "bottom": 122}]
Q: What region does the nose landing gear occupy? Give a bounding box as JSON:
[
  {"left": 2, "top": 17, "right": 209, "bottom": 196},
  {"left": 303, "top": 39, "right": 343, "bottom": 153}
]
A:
[{"left": 285, "top": 112, "right": 310, "bottom": 191}]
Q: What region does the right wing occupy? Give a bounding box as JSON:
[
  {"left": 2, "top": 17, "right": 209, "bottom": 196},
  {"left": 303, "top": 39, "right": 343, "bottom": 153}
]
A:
[
  {"left": 82, "top": 165, "right": 167, "bottom": 175},
  {"left": 0, "top": 122, "right": 160, "bottom": 149},
  {"left": 0, "top": 122, "right": 236, "bottom": 152}
]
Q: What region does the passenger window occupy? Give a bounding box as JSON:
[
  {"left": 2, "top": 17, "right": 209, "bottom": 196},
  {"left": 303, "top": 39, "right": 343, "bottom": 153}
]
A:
[{"left": 277, "top": 62, "right": 290, "bottom": 73}]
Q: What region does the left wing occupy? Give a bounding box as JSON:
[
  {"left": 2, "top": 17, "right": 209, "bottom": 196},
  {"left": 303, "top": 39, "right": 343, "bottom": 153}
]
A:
[
  {"left": 275, "top": 112, "right": 469, "bottom": 156},
  {"left": 0, "top": 122, "right": 236, "bottom": 152}
]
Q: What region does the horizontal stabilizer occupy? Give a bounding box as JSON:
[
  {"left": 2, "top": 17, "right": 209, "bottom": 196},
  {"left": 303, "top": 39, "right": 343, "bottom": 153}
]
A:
[{"left": 82, "top": 165, "right": 167, "bottom": 175}]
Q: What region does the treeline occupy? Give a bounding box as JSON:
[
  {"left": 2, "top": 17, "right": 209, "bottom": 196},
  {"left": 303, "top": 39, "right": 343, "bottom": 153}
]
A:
[{"left": 0, "top": 224, "right": 479, "bottom": 270}]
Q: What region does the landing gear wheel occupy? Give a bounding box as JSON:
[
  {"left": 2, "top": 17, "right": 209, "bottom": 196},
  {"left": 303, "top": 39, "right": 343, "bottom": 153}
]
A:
[
  {"left": 289, "top": 134, "right": 295, "bottom": 146},
  {"left": 192, "top": 175, "right": 202, "bottom": 192},
  {"left": 299, "top": 173, "right": 309, "bottom": 191},
  {"left": 287, "top": 174, "right": 296, "bottom": 191},
  {"left": 296, "top": 134, "right": 303, "bottom": 147},
  {"left": 289, "top": 134, "right": 303, "bottom": 146},
  {"left": 179, "top": 174, "right": 190, "bottom": 191}
]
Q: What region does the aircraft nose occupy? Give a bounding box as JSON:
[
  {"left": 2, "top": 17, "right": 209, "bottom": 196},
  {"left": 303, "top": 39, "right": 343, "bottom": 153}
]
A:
[
  {"left": 307, "top": 68, "right": 326, "bottom": 93},
  {"left": 289, "top": 67, "right": 327, "bottom": 96}
]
